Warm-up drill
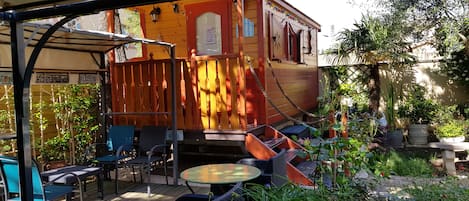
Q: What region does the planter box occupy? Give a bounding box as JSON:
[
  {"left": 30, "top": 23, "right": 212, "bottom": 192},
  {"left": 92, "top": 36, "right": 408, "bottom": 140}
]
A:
[{"left": 439, "top": 136, "right": 465, "bottom": 143}]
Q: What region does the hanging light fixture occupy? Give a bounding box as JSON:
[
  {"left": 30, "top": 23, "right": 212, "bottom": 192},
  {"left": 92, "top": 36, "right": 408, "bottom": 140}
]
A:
[
  {"left": 173, "top": 3, "right": 179, "bottom": 13},
  {"left": 150, "top": 6, "right": 161, "bottom": 23}
]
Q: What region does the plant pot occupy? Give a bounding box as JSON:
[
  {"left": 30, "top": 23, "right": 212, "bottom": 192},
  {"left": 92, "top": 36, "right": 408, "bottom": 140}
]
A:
[
  {"left": 385, "top": 129, "right": 403, "bottom": 148},
  {"left": 408, "top": 124, "right": 429, "bottom": 145},
  {"left": 438, "top": 136, "right": 465, "bottom": 143}
]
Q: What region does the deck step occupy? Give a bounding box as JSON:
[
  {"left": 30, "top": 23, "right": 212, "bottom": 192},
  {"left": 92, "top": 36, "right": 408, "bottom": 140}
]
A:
[
  {"left": 246, "top": 126, "right": 315, "bottom": 186},
  {"left": 285, "top": 149, "right": 300, "bottom": 162},
  {"left": 263, "top": 137, "right": 286, "bottom": 148},
  {"left": 296, "top": 161, "right": 317, "bottom": 177}
]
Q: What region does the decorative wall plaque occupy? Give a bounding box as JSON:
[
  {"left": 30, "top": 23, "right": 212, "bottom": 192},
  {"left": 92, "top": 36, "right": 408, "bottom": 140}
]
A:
[
  {"left": 79, "top": 73, "right": 98, "bottom": 84},
  {"left": 36, "top": 73, "right": 69, "bottom": 83},
  {"left": 0, "top": 72, "right": 13, "bottom": 84}
]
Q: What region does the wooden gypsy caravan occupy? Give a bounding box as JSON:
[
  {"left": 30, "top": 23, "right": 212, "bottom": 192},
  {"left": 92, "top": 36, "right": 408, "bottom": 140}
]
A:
[{"left": 110, "top": 0, "right": 321, "bottom": 185}]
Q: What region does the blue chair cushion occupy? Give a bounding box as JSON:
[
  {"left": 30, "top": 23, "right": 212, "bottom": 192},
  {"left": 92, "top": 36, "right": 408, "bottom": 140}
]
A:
[{"left": 96, "top": 155, "right": 128, "bottom": 163}]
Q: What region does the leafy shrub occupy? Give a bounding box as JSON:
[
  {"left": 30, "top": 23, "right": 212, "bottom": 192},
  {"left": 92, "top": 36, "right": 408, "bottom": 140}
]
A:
[
  {"left": 435, "top": 120, "right": 467, "bottom": 138},
  {"left": 397, "top": 85, "right": 438, "bottom": 124},
  {"left": 370, "top": 151, "right": 433, "bottom": 177},
  {"left": 243, "top": 182, "right": 370, "bottom": 201}
]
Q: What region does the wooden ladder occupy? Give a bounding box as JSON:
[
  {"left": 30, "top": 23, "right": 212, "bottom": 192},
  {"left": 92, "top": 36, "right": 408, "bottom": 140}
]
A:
[{"left": 245, "top": 125, "right": 316, "bottom": 186}]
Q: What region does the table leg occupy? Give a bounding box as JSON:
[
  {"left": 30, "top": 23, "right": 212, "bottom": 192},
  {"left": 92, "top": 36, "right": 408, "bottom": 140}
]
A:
[
  {"left": 443, "top": 150, "right": 457, "bottom": 176},
  {"left": 210, "top": 184, "right": 232, "bottom": 196},
  {"left": 185, "top": 181, "right": 195, "bottom": 194},
  {"left": 98, "top": 171, "right": 104, "bottom": 199}
]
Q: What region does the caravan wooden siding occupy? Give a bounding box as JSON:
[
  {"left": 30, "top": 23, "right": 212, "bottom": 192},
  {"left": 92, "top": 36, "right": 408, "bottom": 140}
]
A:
[
  {"left": 265, "top": 63, "right": 319, "bottom": 124},
  {"left": 111, "top": 56, "right": 247, "bottom": 130}
]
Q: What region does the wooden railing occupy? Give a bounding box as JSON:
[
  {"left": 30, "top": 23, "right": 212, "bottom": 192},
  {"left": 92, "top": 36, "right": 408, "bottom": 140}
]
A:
[{"left": 111, "top": 54, "right": 247, "bottom": 130}]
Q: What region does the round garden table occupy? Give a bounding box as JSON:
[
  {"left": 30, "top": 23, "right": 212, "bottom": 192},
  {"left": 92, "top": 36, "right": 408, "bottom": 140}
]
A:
[{"left": 180, "top": 163, "right": 261, "bottom": 194}]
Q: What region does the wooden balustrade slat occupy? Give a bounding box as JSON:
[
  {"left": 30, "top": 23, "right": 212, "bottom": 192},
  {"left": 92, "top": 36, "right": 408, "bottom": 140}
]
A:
[
  {"left": 110, "top": 56, "right": 245, "bottom": 130},
  {"left": 207, "top": 60, "right": 218, "bottom": 129},
  {"left": 229, "top": 59, "right": 240, "bottom": 129},
  {"left": 218, "top": 58, "right": 230, "bottom": 129},
  {"left": 198, "top": 60, "right": 209, "bottom": 128},
  {"left": 238, "top": 57, "right": 247, "bottom": 129},
  {"left": 150, "top": 61, "right": 159, "bottom": 125},
  {"left": 156, "top": 60, "right": 166, "bottom": 126},
  {"left": 175, "top": 61, "right": 185, "bottom": 129},
  {"left": 164, "top": 61, "right": 173, "bottom": 127}
]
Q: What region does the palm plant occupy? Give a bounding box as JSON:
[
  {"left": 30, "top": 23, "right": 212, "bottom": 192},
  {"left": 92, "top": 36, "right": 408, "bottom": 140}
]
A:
[{"left": 326, "top": 15, "right": 416, "bottom": 113}]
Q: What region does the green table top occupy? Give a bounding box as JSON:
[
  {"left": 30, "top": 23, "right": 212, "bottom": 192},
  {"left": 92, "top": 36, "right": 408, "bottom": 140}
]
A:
[{"left": 180, "top": 163, "right": 261, "bottom": 184}]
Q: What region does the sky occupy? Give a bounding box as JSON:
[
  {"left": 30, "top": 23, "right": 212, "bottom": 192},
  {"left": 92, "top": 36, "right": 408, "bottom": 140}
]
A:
[{"left": 285, "top": 0, "right": 366, "bottom": 51}]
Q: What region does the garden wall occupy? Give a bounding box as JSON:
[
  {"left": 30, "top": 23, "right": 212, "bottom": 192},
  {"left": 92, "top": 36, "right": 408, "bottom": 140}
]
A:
[{"left": 0, "top": 84, "right": 100, "bottom": 159}]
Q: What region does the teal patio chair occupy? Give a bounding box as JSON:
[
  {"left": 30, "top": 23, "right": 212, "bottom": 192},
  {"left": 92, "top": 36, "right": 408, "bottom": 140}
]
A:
[
  {"left": 0, "top": 156, "right": 82, "bottom": 201},
  {"left": 95, "top": 125, "right": 135, "bottom": 194}
]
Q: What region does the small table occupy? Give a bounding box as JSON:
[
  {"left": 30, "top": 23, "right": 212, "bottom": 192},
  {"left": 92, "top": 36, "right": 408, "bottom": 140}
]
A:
[
  {"left": 41, "top": 165, "right": 104, "bottom": 199},
  {"left": 180, "top": 163, "right": 261, "bottom": 194},
  {"left": 428, "top": 142, "right": 469, "bottom": 176}
]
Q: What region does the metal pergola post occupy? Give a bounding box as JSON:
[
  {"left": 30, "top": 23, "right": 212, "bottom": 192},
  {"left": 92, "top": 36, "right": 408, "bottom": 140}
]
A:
[
  {"left": 9, "top": 16, "right": 34, "bottom": 201},
  {"left": 0, "top": 1, "right": 179, "bottom": 200},
  {"left": 170, "top": 45, "right": 178, "bottom": 186},
  {"left": 10, "top": 14, "right": 77, "bottom": 200}
]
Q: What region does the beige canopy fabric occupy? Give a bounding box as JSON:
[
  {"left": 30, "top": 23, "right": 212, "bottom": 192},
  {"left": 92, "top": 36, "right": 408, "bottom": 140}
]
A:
[
  {"left": 0, "top": 44, "right": 101, "bottom": 70},
  {"left": 0, "top": 22, "right": 166, "bottom": 71},
  {"left": 0, "top": 0, "right": 83, "bottom": 12}
]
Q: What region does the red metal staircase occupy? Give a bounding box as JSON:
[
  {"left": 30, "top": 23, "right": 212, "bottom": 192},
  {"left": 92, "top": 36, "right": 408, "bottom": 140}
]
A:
[{"left": 245, "top": 125, "right": 316, "bottom": 186}]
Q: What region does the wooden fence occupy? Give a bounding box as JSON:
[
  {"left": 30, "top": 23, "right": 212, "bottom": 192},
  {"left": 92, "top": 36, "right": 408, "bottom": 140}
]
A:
[{"left": 111, "top": 54, "right": 247, "bottom": 130}]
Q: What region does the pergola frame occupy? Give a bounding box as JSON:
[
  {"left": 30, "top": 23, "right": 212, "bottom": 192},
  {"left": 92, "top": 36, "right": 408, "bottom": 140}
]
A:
[{"left": 0, "top": 1, "right": 178, "bottom": 200}]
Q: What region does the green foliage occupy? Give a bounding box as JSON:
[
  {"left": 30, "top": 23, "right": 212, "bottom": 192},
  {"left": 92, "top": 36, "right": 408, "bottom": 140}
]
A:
[
  {"left": 376, "top": 0, "right": 469, "bottom": 86},
  {"left": 327, "top": 14, "right": 416, "bottom": 113},
  {"left": 397, "top": 85, "right": 438, "bottom": 124},
  {"left": 438, "top": 18, "right": 469, "bottom": 86},
  {"left": 300, "top": 136, "right": 372, "bottom": 188},
  {"left": 366, "top": 151, "right": 393, "bottom": 178},
  {"left": 39, "top": 134, "right": 70, "bottom": 161},
  {"left": 432, "top": 104, "right": 468, "bottom": 138},
  {"left": 243, "top": 182, "right": 370, "bottom": 201},
  {"left": 435, "top": 120, "right": 467, "bottom": 138},
  {"left": 0, "top": 110, "right": 9, "bottom": 130},
  {"left": 383, "top": 151, "right": 433, "bottom": 177},
  {"left": 40, "top": 84, "right": 100, "bottom": 164},
  {"left": 33, "top": 100, "right": 49, "bottom": 132},
  {"left": 348, "top": 113, "right": 378, "bottom": 143},
  {"left": 385, "top": 82, "right": 397, "bottom": 130}
]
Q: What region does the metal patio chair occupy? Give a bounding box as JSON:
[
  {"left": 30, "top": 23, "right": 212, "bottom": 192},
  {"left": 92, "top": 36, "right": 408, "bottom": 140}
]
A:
[
  {"left": 126, "top": 125, "right": 170, "bottom": 196},
  {"left": 237, "top": 149, "right": 287, "bottom": 187},
  {"left": 95, "top": 125, "right": 135, "bottom": 194},
  {"left": 0, "top": 156, "right": 82, "bottom": 201}
]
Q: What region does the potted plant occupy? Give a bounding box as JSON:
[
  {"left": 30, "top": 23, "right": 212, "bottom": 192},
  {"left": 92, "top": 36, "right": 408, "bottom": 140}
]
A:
[
  {"left": 435, "top": 119, "right": 466, "bottom": 143},
  {"left": 397, "top": 85, "right": 437, "bottom": 145},
  {"left": 433, "top": 105, "right": 468, "bottom": 143},
  {"left": 384, "top": 83, "right": 403, "bottom": 148}
]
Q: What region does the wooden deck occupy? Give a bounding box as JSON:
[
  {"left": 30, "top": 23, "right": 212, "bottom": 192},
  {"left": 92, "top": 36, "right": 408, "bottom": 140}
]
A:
[
  {"left": 104, "top": 182, "right": 209, "bottom": 201},
  {"left": 81, "top": 177, "right": 210, "bottom": 201}
]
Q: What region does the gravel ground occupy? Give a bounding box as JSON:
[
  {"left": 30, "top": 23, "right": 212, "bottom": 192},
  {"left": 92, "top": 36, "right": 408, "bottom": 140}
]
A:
[{"left": 367, "top": 172, "right": 469, "bottom": 200}]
